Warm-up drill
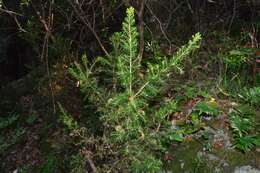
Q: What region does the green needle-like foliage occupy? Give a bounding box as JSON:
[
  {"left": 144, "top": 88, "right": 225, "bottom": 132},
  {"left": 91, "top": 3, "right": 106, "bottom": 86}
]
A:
[
  {"left": 141, "top": 33, "right": 202, "bottom": 99},
  {"left": 69, "top": 7, "right": 202, "bottom": 172},
  {"left": 117, "top": 7, "right": 140, "bottom": 93},
  {"left": 69, "top": 54, "right": 109, "bottom": 106}
]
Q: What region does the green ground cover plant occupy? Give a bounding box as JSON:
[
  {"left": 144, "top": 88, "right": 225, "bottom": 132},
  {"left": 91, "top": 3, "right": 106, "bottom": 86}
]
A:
[{"left": 229, "top": 105, "right": 260, "bottom": 152}]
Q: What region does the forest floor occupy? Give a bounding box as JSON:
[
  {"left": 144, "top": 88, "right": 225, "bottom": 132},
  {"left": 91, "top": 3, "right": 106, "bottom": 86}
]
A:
[{"left": 0, "top": 49, "right": 259, "bottom": 173}]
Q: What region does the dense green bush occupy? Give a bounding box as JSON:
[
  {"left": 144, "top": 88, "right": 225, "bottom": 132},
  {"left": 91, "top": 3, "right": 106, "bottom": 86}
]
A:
[{"left": 69, "top": 7, "right": 201, "bottom": 172}]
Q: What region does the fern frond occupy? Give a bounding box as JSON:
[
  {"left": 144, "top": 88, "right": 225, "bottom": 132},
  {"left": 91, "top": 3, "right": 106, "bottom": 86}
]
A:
[
  {"left": 229, "top": 112, "right": 253, "bottom": 137},
  {"left": 234, "top": 135, "right": 260, "bottom": 152},
  {"left": 235, "top": 136, "right": 259, "bottom": 152},
  {"left": 239, "top": 87, "right": 260, "bottom": 106}
]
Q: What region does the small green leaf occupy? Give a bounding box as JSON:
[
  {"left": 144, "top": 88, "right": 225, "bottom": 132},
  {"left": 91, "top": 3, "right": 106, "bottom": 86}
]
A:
[
  {"left": 169, "top": 133, "right": 184, "bottom": 142},
  {"left": 201, "top": 131, "right": 210, "bottom": 140},
  {"left": 194, "top": 102, "right": 219, "bottom": 116},
  {"left": 26, "top": 113, "right": 38, "bottom": 125},
  {"left": 185, "top": 87, "right": 196, "bottom": 99},
  {"left": 190, "top": 112, "right": 200, "bottom": 125}
]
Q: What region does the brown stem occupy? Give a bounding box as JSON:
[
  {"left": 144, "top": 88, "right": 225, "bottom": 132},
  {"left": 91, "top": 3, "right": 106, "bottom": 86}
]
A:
[
  {"left": 145, "top": 3, "right": 172, "bottom": 50},
  {"left": 0, "top": 8, "right": 26, "bottom": 32},
  {"left": 86, "top": 154, "right": 98, "bottom": 173},
  {"left": 137, "top": 0, "right": 145, "bottom": 62},
  {"left": 36, "top": 0, "right": 56, "bottom": 113},
  {"left": 67, "top": 0, "right": 110, "bottom": 57}
]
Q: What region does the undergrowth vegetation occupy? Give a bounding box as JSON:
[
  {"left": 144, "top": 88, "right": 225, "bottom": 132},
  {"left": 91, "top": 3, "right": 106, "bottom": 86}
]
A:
[
  {"left": 0, "top": 114, "right": 24, "bottom": 155},
  {"left": 67, "top": 7, "right": 260, "bottom": 172},
  {"left": 69, "top": 7, "right": 202, "bottom": 172},
  {"left": 0, "top": 1, "right": 260, "bottom": 173}
]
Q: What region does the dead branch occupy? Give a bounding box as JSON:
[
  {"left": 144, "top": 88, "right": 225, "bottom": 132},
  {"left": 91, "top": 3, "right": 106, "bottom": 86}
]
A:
[
  {"left": 137, "top": 0, "right": 145, "bottom": 61},
  {"left": 145, "top": 3, "right": 172, "bottom": 50},
  {"left": 67, "top": 0, "right": 110, "bottom": 57},
  {"left": 0, "top": 7, "right": 26, "bottom": 32}
]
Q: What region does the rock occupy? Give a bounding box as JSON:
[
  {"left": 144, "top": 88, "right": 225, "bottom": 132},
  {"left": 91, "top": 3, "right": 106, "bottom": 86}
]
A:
[
  {"left": 207, "top": 153, "right": 220, "bottom": 161},
  {"left": 234, "top": 166, "right": 260, "bottom": 173},
  {"left": 157, "top": 171, "right": 172, "bottom": 173}
]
